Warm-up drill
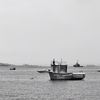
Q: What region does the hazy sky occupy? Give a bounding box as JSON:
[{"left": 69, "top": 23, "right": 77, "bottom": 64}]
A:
[{"left": 0, "top": 0, "right": 100, "bottom": 65}]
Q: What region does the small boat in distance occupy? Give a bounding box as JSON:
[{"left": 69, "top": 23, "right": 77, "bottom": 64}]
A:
[
  {"left": 37, "top": 69, "right": 50, "bottom": 73},
  {"left": 73, "top": 60, "right": 83, "bottom": 67},
  {"left": 10, "top": 67, "right": 16, "bottom": 70},
  {"left": 48, "top": 59, "right": 85, "bottom": 80}
]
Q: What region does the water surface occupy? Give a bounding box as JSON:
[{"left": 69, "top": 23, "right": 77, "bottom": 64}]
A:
[{"left": 0, "top": 66, "right": 100, "bottom": 100}]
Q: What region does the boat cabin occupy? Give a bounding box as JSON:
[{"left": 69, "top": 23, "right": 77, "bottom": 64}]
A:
[{"left": 51, "top": 59, "right": 67, "bottom": 73}]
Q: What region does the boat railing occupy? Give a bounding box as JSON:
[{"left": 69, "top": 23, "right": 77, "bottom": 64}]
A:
[{"left": 51, "top": 61, "right": 67, "bottom": 65}]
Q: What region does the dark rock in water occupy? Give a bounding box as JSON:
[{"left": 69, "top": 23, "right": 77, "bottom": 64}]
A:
[
  {"left": 97, "top": 69, "right": 100, "bottom": 72},
  {"left": 30, "top": 77, "right": 34, "bottom": 79}
]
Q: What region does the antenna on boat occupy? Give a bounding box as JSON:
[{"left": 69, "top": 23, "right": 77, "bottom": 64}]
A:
[
  {"left": 61, "top": 58, "right": 62, "bottom": 65},
  {"left": 77, "top": 59, "right": 79, "bottom": 63}
]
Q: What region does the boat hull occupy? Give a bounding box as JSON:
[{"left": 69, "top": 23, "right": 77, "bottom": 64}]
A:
[
  {"left": 72, "top": 73, "right": 85, "bottom": 80},
  {"left": 73, "top": 65, "right": 83, "bottom": 67},
  {"left": 49, "top": 72, "right": 85, "bottom": 80},
  {"left": 49, "top": 72, "right": 73, "bottom": 80}
]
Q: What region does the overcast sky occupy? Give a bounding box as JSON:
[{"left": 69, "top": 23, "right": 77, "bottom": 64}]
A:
[{"left": 0, "top": 0, "right": 100, "bottom": 65}]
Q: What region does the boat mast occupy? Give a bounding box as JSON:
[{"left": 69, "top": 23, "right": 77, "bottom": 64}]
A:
[
  {"left": 61, "top": 58, "right": 62, "bottom": 65},
  {"left": 77, "top": 60, "right": 79, "bottom": 64}
]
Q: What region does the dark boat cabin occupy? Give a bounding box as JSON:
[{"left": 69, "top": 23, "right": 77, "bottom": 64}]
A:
[{"left": 51, "top": 59, "right": 67, "bottom": 73}]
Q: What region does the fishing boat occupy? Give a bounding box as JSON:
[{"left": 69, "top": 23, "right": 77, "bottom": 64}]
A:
[
  {"left": 48, "top": 59, "right": 85, "bottom": 80},
  {"left": 73, "top": 60, "right": 83, "bottom": 67}
]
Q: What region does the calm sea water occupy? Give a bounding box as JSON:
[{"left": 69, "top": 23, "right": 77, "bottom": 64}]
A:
[{"left": 0, "top": 66, "right": 100, "bottom": 100}]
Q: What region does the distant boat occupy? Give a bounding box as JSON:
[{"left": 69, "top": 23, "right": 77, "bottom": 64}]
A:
[
  {"left": 37, "top": 69, "right": 50, "bottom": 73},
  {"left": 10, "top": 67, "right": 16, "bottom": 70},
  {"left": 73, "top": 60, "right": 83, "bottom": 67},
  {"left": 48, "top": 59, "right": 85, "bottom": 80}
]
